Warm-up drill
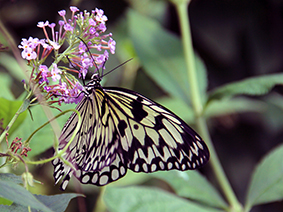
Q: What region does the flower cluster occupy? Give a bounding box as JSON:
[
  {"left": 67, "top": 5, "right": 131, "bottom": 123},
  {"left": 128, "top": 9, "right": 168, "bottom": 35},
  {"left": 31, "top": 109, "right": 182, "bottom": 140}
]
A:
[{"left": 18, "top": 6, "right": 116, "bottom": 104}]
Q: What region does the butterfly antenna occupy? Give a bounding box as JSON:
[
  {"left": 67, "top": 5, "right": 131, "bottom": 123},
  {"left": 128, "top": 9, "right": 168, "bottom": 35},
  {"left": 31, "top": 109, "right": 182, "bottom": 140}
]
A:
[
  {"left": 66, "top": 56, "right": 86, "bottom": 86},
  {"left": 77, "top": 37, "right": 100, "bottom": 75},
  {"left": 102, "top": 58, "right": 133, "bottom": 77}
]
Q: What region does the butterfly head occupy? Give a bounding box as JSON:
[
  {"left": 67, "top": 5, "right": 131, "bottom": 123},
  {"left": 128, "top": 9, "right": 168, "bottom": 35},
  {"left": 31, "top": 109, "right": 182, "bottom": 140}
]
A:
[
  {"left": 84, "top": 73, "right": 102, "bottom": 93},
  {"left": 91, "top": 72, "right": 101, "bottom": 81}
]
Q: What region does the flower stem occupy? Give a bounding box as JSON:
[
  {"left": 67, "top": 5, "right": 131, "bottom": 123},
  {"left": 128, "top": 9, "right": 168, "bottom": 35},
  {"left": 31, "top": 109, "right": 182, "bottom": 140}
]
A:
[{"left": 172, "top": 0, "right": 242, "bottom": 211}]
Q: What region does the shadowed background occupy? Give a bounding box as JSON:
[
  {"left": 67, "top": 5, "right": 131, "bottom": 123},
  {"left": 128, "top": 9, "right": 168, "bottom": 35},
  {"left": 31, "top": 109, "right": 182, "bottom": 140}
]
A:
[{"left": 1, "top": 0, "right": 283, "bottom": 211}]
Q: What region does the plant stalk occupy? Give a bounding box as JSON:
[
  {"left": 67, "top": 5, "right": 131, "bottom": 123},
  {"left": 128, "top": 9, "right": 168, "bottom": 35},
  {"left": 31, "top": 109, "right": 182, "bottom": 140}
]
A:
[{"left": 172, "top": 0, "right": 242, "bottom": 211}]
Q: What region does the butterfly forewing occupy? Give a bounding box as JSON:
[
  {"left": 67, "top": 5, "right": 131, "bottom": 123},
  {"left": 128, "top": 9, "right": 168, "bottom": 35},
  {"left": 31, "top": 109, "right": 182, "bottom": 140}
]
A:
[{"left": 53, "top": 80, "right": 209, "bottom": 190}]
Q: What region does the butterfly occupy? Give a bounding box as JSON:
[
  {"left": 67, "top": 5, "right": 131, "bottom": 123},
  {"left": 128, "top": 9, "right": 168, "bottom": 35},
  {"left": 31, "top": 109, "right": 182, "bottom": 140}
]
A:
[{"left": 52, "top": 72, "right": 210, "bottom": 190}]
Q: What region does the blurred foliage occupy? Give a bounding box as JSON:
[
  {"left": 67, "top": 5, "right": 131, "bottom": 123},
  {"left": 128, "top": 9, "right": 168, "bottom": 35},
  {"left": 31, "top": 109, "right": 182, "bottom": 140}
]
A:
[{"left": 1, "top": 0, "right": 283, "bottom": 212}]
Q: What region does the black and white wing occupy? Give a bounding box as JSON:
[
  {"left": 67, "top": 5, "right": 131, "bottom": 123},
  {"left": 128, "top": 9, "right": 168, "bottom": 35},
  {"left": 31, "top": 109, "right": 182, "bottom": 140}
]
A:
[{"left": 52, "top": 86, "right": 209, "bottom": 190}]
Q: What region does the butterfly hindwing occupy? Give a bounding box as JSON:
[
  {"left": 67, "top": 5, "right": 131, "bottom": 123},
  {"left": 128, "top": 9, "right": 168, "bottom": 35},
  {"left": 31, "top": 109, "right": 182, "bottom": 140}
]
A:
[{"left": 53, "top": 81, "right": 209, "bottom": 190}]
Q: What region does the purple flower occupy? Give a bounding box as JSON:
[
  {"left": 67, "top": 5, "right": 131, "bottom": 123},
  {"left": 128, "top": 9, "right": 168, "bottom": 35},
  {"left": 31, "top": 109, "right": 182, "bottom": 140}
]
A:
[
  {"left": 49, "top": 41, "right": 61, "bottom": 50},
  {"left": 70, "top": 6, "right": 79, "bottom": 12},
  {"left": 58, "top": 10, "right": 66, "bottom": 17},
  {"left": 50, "top": 63, "right": 62, "bottom": 81},
  {"left": 103, "top": 50, "right": 109, "bottom": 59},
  {"left": 37, "top": 21, "right": 49, "bottom": 28},
  {"left": 49, "top": 23, "right": 56, "bottom": 28},
  {"left": 58, "top": 20, "right": 64, "bottom": 26},
  {"left": 108, "top": 38, "right": 116, "bottom": 54},
  {"left": 95, "top": 50, "right": 109, "bottom": 67},
  {"left": 89, "top": 27, "right": 96, "bottom": 35},
  {"left": 79, "top": 68, "right": 88, "bottom": 79},
  {"left": 18, "top": 38, "right": 29, "bottom": 50},
  {"left": 29, "top": 37, "right": 40, "bottom": 49},
  {"left": 19, "top": 7, "right": 117, "bottom": 106},
  {"left": 89, "top": 19, "right": 96, "bottom": 26},
  {"left": 95, "top": 8, "right": 108, "bottom": 24},
  {"left": 96, "top": 23, "right": 106, "bottom": 32},
  {"left": 40, "top": 39, "right": 51, "bottom": 50},
  {"left": 18, "top": 37, "right": 40, "bottom": 50},
  {"left": 21, "top": 48, "right": 37, "bottom": 60},
  {"left": 39, "top": 65, "right": 49, "bottom": 82},
  {"left": 44, "top": 86, "right": 51, "bottom": 92},
  {"left": 95, "top": 8, "right": 104, "bottom": 17},
  {"left": 94, "top": 44, "right": 102, "bottom": 51},
  {"left": 78, "top": 41, "right": 87, "bottom": 54},
  {"left": 64, "top": 23, "right": 74, "bottom": 32}
]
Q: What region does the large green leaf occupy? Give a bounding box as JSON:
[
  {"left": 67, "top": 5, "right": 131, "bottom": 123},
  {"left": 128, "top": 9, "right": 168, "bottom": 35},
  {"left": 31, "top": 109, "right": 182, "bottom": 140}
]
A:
[
  {"left": 104, "top": 186, "right": 224, "bottom": 212},
  {"left": 245, "top": 144, "right": 283, "bottom": 210},
  {"left": 262, "top": 94, "right": 283, "bottom": 132},
  {"left": 0, "top": 193, "right": 83, "bottom": 212},
  {"left": 0, "top": 98, "right": 27, "bottom": 138},
  {"left": 0, "top": 53, "right": 27, "bottom": 82},
  {"left": 0, "top": 73, "right": 14, "bottom": 100},
  {"left": 153, "top": 171, "right": 227, "bottom": 209},
  {"left": 0, "top": 173, "right": 82, "bottom": 212},
  {"left": 33, "top": 193, "right": 83, "bottom": 212},
  {"left": 208, "top": 73, "right": 283, "bottom": 102},
  {"left": 156, "top": 97, "right": 195, "bottom": 123},
  {"left": 0, "top": 173, "right": 24, "bottom": 184},
  {"left": 157, "top": 97, "right": 265, "bottom": 123},
  {"left": 0, "top": 179, "right": 52, "bottom": 212},
  {"left": 204, "top": 97, "right": 266, "bottom": 118},
  {"left": 128, "top": 9, "right": 208, "bottom": 105}
]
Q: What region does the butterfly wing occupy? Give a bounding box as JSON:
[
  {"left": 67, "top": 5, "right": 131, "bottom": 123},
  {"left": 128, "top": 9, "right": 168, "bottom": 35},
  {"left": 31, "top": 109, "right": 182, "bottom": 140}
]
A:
[
  {"left": 53, "top": 88, "right": 127, "bottom": 190},
  {"left": 104, "top": 87, "right": 210, "bottom": 173},
  {"left": 53, "top": 86, "right": 209, "bottom": 190}
]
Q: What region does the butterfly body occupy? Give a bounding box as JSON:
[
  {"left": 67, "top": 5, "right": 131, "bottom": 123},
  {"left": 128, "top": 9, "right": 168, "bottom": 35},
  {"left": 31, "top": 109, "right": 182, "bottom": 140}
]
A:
[{"left": 53, "top": 74, "right": 209, "bottom": 190}]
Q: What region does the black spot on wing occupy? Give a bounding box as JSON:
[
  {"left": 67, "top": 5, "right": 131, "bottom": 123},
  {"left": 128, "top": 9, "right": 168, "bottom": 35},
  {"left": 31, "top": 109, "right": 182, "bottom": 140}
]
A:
[
  {"left": 131, "top": 96, "right": 148, "bottom": 122},
  {"left": 153, "top": 115, "right": 165, "bottom": 131},
  {"left": 118, "top": 120, "right": 127, "bottom": 137},
  {"left": 101, "top": 98, "right": 107, "bottom": 116}
]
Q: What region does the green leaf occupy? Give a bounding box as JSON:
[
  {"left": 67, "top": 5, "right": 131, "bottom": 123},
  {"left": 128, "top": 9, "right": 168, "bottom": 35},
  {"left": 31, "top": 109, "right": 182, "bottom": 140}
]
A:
[
  {"left": 0, "top": 73, "right": 14, "bottom": 100},
  {"left": 0, "top": 179, "right": 52, "bottom": 212},
  {"left": 156, "top": 97, "right": 194, "bottom": 123},
  {"left": 245, "top": 144, "right": 283, "bottom": 210},
  {"left": 107, "top": 171, "right": 150, "bottom": 187},
  {"left": 0, "top": 98, "right": 27, "bottom": 137},
  {"left": 0, "top": 173, "right": 80, "bottom": 211},
  {"left": 195, "top": 55, "right": 208, "bottom": 103},
  {"left": 208, "top": 73, "right": 283, "bottom": 102},
  {"left": 0, "top": 173, "right": 24, "bottom": 184},
  {"left": 11, "top": 104, "right": 73, "bottom": 157},
  {"left": 0, "top": 193, "right": 83, "bottom": 212},
  {"left": 0, "top": 197, "right": 13, "bottom": 206},
  {"left": 153, "top": 171, "right": 227, "bottom": 209},
  {"left": 128, "top": 10, "right": 208, "bottom": 105},
  {"left": 104, "top": 186, "right": 224, "bottom": 212},
  {"left": 0, "top": 53, "right": 27, "bottom": 82},
  {"left": 33, "top": 193, "right": 84, "bottom": 212},
  {"left": 204, "top": 97, "right": 266, "bottom": 118},
  {"left": 262, "top": 94, "right": 283, "bottom": 132}
]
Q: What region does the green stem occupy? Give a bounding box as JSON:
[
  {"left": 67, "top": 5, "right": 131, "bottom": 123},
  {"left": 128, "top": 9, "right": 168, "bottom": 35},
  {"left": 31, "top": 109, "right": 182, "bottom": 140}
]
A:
[
  {"left": 25, "top": 109, "right": 81, "bottom": 167},
  {"left": 173, "top": 1, "right": 203, "bottom": 116},
  {"left": 0, "top": 99, "right": 30, "bottom": 144},
  {"left": 93, "top": 186, "right": 106, "bottom": 212},
  {"left": 172, "top": 0, "right": 242, "bottom": 211}
]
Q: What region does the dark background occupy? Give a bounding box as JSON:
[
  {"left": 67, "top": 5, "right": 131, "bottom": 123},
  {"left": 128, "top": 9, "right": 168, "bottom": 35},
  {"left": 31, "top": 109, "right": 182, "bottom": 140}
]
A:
[{"left": 1, "top": 0, "right": 283, "bottom": 211}]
